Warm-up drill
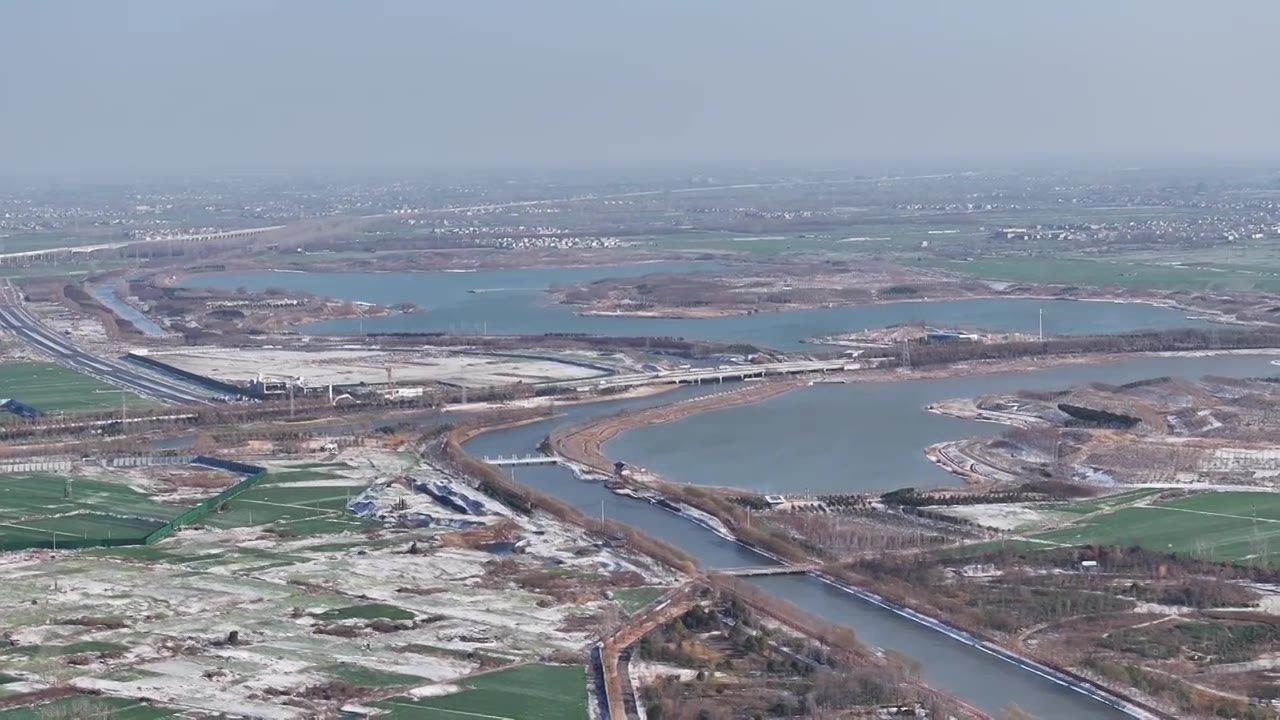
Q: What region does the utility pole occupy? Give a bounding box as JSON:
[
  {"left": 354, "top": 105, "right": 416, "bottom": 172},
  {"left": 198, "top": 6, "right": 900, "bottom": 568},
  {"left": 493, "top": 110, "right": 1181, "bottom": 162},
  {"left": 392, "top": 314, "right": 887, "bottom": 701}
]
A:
[{"left": 1039, "top": 307, "right": 1044, "bottom": 341}]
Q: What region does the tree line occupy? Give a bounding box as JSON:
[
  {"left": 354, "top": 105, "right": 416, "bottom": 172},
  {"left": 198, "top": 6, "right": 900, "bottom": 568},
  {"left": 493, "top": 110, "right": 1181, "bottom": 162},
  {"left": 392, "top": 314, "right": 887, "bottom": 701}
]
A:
[{"left": 861, "top": 326, "right": 1280, "bottom": 367}]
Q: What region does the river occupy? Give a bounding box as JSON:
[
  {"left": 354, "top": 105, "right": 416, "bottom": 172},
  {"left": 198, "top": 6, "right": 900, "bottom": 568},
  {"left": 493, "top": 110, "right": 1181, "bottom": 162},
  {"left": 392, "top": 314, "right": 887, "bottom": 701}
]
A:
[
  {"left": 464, "top": 354, "right": 1280, "bottom": 718},
  {"left": 183, "top": 266, "right": 1214, "bottom": 349},
  {"left": 183, "top": 265, "right": 1268, "bottom": 714}
]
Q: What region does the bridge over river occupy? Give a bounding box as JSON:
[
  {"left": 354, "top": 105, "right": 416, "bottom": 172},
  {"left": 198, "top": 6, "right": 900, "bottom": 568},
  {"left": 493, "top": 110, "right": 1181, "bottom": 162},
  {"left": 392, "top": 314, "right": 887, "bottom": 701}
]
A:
[{"left": 481, "top": 454, "right": 561, "bottom": 467}]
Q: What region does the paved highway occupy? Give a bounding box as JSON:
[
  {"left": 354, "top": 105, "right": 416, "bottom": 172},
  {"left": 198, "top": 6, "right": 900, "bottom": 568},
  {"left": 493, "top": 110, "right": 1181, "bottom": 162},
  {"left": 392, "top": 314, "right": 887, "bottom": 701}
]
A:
[{"left": 0, "top": 287, "right": 211, "bottom": 405}]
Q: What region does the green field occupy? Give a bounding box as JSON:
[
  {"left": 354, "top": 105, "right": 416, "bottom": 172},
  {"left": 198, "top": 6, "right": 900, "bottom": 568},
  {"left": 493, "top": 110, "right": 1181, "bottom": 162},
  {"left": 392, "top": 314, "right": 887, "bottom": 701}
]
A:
[
  {"left": 1053, "top": 488, "right": 1164, "bottom": 516},
  {"left": 915, "top": 257, "right": 1280, "bottom": 293},
  {"left": 0, "top": 361, "right": 153, "bottom": 415},
  {"left": 374, "top": 664, "right": 588, "bottom": 720},
  {"left": 0, "top": 694, "right": 177, "bottom": 719},
  {"left": 202, "top": 480, "right": 371, "bottom": 534},
  {"left": 196, "top": 467, "right": 374, "bottom": 536},
  {"left": 0, "top": 472, "right": 185, "bottom": 546},
  {"left": 324, "top": 662, "right": 427, "bottom": 688},
  {"left": 615, "top": 586, "right": 667, "bottom": 613},
  {"left": 1031, "top": 492, "right": 1280, "bottom": 564},
  {"left": 0, "top": 465, "right": 374, "bottom": 550},
  {"left": 314, "top": 603, "right": 416, "bottom": 622}
]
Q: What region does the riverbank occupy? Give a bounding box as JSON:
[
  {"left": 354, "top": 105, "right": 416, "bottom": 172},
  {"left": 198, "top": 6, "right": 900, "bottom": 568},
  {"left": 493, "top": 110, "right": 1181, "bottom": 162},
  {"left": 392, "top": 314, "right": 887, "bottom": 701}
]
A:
[
  {"left": 568, "top": 285, "right": 1268, "bottom": 330},
  {"left": 444, "top": 383, "right": 675, "bottom": 425},
  {"left": 552, "top": 380, "right": 802, "bottom": 474},
  {"left": 543, "top": 390, "right": 1172, "bottom": 719},
  {"left": 846, "top": 346, "right": 1280, "bottom": 385},
  {"left": 444, "top": 406, "right": 992, "bottom": 719}
]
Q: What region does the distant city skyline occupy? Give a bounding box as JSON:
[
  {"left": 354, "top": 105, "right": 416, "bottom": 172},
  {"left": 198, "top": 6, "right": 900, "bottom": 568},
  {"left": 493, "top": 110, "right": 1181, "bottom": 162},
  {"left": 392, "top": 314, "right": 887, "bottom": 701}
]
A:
[{"left": 3, "top": 0, "right": 1279, "bottom": 180}]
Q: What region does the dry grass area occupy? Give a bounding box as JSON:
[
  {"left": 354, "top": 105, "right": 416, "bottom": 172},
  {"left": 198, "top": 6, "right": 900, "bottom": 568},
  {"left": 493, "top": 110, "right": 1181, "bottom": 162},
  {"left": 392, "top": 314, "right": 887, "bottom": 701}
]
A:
[
  {"left": 849, "top": 543, "right": 1280, "bottom": 719},
  {"left": 946, "top": 376, "right": 1280, "bottom": 490},
  {"left": 478, "top": 557, "right": 648, "bottom": 606},
  {"left": 763, "top": 511, "right": 953, "bottom": 560},
  {"left": 549, "top": 261, "right": 995, "bottom": 317},
  {"left": 630, "top": 587, "right": 981, "bottom": 720}
]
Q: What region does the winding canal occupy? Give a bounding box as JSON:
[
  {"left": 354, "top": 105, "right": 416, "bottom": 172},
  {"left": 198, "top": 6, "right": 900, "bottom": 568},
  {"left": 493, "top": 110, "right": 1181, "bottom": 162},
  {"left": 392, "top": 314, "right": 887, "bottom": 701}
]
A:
[{"left": 465, "top": 353, "right": 1280, "bottom": 718}]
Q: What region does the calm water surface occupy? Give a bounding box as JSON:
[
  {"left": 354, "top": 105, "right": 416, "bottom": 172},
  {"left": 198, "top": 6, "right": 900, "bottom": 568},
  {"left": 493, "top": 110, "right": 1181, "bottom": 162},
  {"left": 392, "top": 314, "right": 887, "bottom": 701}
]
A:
[
  {"left": 607, "top": 354, "right": 1280, "bottom": 493},
  {"left": 193, "top": 265, "right": 1258, "bottom": 716},
  {"left": 185, "top": 266, "right": 1213, "bottom": 349},
  {"left": 467, "top": 355, "right": 1280, "bottom": 717}
]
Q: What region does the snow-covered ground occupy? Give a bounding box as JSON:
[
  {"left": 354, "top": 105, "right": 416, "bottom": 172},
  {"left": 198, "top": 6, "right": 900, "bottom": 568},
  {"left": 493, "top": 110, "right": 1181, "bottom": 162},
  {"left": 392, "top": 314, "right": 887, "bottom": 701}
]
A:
[{"left": 0, "top": 448, "right": 678, "bottom": 715}]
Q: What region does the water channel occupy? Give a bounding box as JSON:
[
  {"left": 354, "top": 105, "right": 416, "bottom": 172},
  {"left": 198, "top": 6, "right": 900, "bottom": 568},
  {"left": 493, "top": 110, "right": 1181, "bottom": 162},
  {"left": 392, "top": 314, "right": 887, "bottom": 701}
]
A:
[
  {"left": 184, "top": 264, "right": 1272, "bottom": 714},
  {"left": 464, "top": 354, "right": 1280, "bottom": 718},
  {"left": 184, "top": 266, "right": 1214, "bottom": 349},
  {"left": 86, "top": 282, "right": 168, "bottom": 336}
]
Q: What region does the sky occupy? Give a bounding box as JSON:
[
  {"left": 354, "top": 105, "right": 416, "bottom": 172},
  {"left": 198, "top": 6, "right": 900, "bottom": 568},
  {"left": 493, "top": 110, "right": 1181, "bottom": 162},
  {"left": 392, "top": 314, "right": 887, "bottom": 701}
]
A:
[{"left": 2, "top": 0, "right": 1278, "bottom": 180}]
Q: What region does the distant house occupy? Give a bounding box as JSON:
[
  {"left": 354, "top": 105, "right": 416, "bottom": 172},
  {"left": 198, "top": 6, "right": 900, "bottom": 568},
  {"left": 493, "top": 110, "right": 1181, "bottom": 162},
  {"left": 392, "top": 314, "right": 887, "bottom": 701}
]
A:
[
  {"left": 924, "top": 330, "right": 979, "bottom": 344},
  {"left": 992, "top": 227, "right": 1030, "bottom": 240}
]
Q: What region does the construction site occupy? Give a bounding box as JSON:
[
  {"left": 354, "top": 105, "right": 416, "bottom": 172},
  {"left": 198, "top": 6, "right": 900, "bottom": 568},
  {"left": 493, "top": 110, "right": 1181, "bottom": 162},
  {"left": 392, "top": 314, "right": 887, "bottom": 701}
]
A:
[
  {"left": 127, "top": 347, "right": 611, "bottom": 399},
  {"left": 811, "top": 322, "right": 1042, "bottom": 350},
  {"left": 928, "top": 374, "right": 1280, "bottom": 493}
]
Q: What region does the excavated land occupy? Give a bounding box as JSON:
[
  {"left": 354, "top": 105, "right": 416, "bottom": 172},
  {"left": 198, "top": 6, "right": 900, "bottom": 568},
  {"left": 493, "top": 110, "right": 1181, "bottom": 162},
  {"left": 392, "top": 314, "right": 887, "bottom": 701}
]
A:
[
  {"left": 549, "top": 259, "right": 1270, "bottom": 326},
  {"left": 927, "top": 373, "right": 1280, "bottom": 494}
]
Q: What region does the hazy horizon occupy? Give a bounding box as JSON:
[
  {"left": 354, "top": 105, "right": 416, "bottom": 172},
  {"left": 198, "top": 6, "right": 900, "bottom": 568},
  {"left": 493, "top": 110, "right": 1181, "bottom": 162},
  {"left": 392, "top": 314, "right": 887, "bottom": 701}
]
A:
[{"left": 4, "top": 0, "right": 1279, "bottom": 181}]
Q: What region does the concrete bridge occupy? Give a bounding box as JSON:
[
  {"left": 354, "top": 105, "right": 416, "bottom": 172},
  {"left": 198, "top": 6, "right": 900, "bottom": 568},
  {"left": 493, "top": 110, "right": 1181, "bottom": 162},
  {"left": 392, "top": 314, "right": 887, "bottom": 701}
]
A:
[
  {"left": 575, "top": 360, "right": 861, "bottom": 391},
  {"left": 481, "top": 454, "right": 561, "bottom": 467},
  {"left": 0, "top": 225, "right": 285, "bottom": 265},
  {"left": 718, "top": 564, "right": 819, "bottom": 577}
]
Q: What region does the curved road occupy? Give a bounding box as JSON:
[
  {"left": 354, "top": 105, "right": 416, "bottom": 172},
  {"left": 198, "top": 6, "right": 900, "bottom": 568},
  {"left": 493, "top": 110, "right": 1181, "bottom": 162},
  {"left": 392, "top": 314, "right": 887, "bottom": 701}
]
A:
[{"left": 0, "top": 286, "right": 210, "bottom": 405}]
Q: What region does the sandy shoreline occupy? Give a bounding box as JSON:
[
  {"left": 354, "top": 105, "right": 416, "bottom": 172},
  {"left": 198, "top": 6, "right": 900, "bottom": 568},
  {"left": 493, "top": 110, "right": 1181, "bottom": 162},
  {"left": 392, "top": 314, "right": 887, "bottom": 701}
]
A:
[
  {"left": 551, "top": 380, "right": 803, "bottom": 476},
  {"left": 572, "top": 290, "right": 1262, "bottom": 329},
  {"left": 172, "top": 261, "right": 1266, "bottom": 333}
]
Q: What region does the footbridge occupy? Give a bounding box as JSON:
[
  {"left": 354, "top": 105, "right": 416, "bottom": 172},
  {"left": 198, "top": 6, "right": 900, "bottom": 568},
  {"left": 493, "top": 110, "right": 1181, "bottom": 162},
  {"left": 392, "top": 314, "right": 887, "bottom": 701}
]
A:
[{"left": 481, "top": 454, "right": 561, "bottom": 467}]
